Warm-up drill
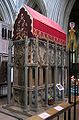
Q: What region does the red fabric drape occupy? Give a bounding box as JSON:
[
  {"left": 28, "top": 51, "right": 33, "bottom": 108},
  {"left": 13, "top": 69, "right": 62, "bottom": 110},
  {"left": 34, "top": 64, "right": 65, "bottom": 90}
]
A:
[{"left": 33, "top": 19, "right": 66, "bottom": 41}]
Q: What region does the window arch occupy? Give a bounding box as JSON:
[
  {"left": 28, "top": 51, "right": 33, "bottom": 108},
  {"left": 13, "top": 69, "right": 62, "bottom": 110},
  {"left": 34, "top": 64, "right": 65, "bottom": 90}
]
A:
[{"left": 0, "top": 16, "right": 3, "bottom": 21}]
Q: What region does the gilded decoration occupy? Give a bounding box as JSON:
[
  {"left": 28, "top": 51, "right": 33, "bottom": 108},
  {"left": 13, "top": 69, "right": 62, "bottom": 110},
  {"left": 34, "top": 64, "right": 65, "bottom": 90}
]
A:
[
  {"left": 33, "top": 28, "right": 51, "bottom": 40},
  {"left": 68, "top": 28, "right": 77, "bottom": 50},
  {"left": 13, "top": 8, "right": 32, "bottom": 40}
]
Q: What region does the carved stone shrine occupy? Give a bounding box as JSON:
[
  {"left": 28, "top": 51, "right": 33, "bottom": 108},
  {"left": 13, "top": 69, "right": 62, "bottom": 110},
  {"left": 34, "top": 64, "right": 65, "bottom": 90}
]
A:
[{"left": 12, "top": 5, "right": 67, "bottom": 111}]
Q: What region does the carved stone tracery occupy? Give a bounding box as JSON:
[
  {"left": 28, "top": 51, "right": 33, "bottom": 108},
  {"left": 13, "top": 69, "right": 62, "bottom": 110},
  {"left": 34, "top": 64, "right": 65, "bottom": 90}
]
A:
[
  {"left": 28, "top": 40, "right": 37, "bottom": 63},
  {"left": 57, "top": 50, "right": 62, "bottom": 65},
  {"left": 49, "top": 49, "right": 55, "bottom": 65},
  {"left": 13, "top": 8, "right": 32, "bottom": 40},
  {"left": 38, "top": 41, "right": 47, "bottom": 65},
  {"left": 14, "top": 43, "right": 25, "bottom": 68},
  {"left": 49, "top": 44, "right": 55, "bottom": 65}
]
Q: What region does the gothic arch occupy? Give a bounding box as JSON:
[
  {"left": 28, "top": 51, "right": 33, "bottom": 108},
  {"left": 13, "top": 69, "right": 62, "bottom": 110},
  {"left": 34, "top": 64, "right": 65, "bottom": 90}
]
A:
[
  {"left": 0, "top": 6, "right": 5, "bottom": 21},
  {"left": 26, "top": 0, "right": 47, "bottom": 16},
  {"left": 45, "top": 0, "right": 75, "bottom": 32},
  {"left": 0, "top": 0, "right": 77, "bottom": 35},
  {"left": 0, "top": 0, "right": 15, "bottom": 24},
  {"left": 63, "top": 0, "right": 76, "bottom": 32}
]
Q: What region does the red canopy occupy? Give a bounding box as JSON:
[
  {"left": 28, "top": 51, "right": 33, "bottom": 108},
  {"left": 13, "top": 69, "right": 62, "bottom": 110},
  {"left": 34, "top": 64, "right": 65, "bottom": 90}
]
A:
[{"left": 24, "top": 5, "right": 66, "bottom": 46}]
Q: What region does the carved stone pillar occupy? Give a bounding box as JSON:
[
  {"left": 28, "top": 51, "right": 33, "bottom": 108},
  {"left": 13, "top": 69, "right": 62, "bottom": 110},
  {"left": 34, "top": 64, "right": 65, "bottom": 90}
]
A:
[
  {"left": 29, "top": 67, "right": 33, "bottom": 107},
  {"left": 35, "top": 66, "right": 38, "bottom": 109},
  {"left": 61, "top": 47, "right": 65, "bottom": 100},
  {"left": 54, "top": 44, "right": 58, "bottom": 101},
  {"left": 24, "top": 38, "right": 28, "bottom": 109},
  {"left": 39, "top": 67, "right": 43, "bottom": 86},
  {"left": 7, "top": 39, "right": 12, "bottom": 104},
  {"left": 48, "top": 67, "right": 52, "bottom": 84},
  {"left": 34, "top": 38, "right": 38, "bottom": 110},
  {"left": 45, "top": 67, "right": 48, "bottom": 105},
  {"left": 61, "top": 66, "right": 64, "bottom": 100},
  {"left": 45, "top": 40, "right": 49, "bottom": 105}
]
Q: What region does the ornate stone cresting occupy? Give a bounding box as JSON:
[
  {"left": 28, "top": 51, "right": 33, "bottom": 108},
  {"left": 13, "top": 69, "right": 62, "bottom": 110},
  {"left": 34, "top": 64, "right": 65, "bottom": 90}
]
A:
[{"left": 13, "top": 7, "right": 32, "bottom": 40}]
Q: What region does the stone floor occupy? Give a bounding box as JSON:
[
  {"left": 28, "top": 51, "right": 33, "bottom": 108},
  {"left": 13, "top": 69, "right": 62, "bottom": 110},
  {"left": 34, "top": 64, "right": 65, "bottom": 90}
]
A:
[
  {"left": 0, "top": 113, "right": 17, "bottom": 120},
  {"left": 0, "top": 97, "right": 25, "bottom": 120},
  {"left": 0, "top": 97, "right": 79, "bottom": 120}
]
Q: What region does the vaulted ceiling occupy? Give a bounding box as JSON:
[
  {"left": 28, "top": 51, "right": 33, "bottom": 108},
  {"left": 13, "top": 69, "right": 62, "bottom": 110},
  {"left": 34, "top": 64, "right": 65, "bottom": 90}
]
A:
[
  {"left": 0, "top": 0, "right": 15, "bottom": 24},
  {"left": 69, "top": 0, "right": 79, "bottom": 26},
  {"left": 1, "top": 0, "right": 79, "bottom": 32}
]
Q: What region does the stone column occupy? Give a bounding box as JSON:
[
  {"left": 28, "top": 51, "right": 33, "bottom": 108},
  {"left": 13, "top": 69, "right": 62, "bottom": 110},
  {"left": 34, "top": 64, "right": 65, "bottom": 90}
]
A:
[
  {"left": 29, "top": 67, "right": 33, "bottom": 107},
  {"left": 61, "top": 47, "right": 64, "bottom": 100},
  {"left": 45, "top": 40, "right": 49, "bottom": 105},
  {"left": 49, "top": 67, "right": 52, "bottom": 84},
  {"left": 61, "top": 66, "right": 64, "bottom": 99},
  {"left": 54, "top": 44, "right": 58, "bottom": 101},
  {"left": 7, "top": 39, "right": 12, "bottom": 104},
  {"left": 39, "top": 67, "right": 43, "bottom": 86},
  {"left": 45, "top": 67, "right": 48, "bottom": 105},
  {"left": 35, "top": 66, "right": 38, "bottom": 109},
  {"left": 24, "top": 37, "right": 28, "bottom": 110},
  {"left": 34, "top": 38, "right": 38, "bottom": 110}
]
